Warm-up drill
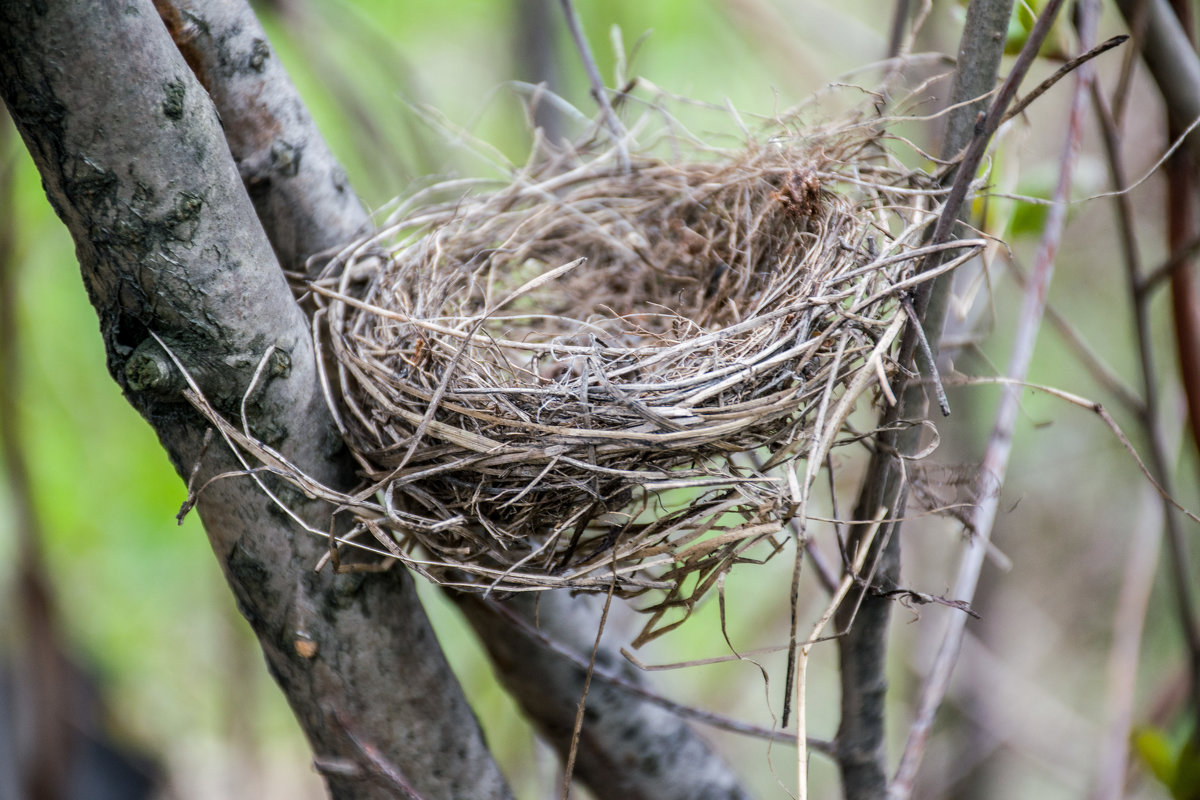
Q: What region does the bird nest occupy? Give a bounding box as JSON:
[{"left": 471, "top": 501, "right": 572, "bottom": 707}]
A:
[{"left": 307, "top": 102, "right": 982, "bottom": 614}]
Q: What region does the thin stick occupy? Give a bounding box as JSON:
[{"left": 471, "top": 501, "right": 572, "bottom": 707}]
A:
[
  {"left": 558, "top": 0, "right": 629, "bottom": 171},
  {"left": 561, "top": 580, "right": 615, "bottom": 799},
  {"left": 486, "top": 594, "right": 820, "bottom": 746},
  {"left": 1000, "top": 35, "right": 1129, "bottom": 125},
  {"left": 902, "top": 295, "right": 949, "bottom": 416},
  {"left": 943, "top": 375, "right": 1200, "bottom": 525},
  {"left": 1137, "top": 230, "right": 1200, "bottom": 295},
  {"left": 1093, "top": 47, "right": 1200, "bottom": 733},
  {"left": 889, "top": 4, "right": 1098, "bottom": 795},
  {"left": 798, "top": 510, "right": 884, "bottom": 799}
]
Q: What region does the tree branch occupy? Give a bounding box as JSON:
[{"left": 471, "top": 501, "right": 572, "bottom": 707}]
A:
[
  {"left": 889, "top": 3, "right": 1097, "bottom": 794},
  {"left": 457, "top": 594, "right": 753, "bottom": 800},
  {"left": 1114, "top": 0, "right": 1200, "bottom": 162},
  {"left": 1096, "top": 65, "right": 1200, "bottom": 737},
  {"left": 153, "top": 0, "right": 370, "bottom": 272},
  {"left": 153, "top": 1, "right": 751, "bottom": 796},
  {"left": 0, "top": 2, "right": 510, "bottom": 798},
  {"left": 834, "top": 2, "right": 1015, "bottom": 797}
]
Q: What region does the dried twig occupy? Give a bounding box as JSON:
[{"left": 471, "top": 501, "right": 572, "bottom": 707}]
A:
[
  {"left": 1093, "top": 32, "right": 1200, "bottom": 736},
  {"left": 306, "top": 94, "right": 983, "bottom": 641},
  {"left": 1000, "top": 35, "right": 1129, "bottom": 125},
  {"left": 889, "top": 4, "right": 1098, "bottom": 794},
  {"left": 557, "top": 0, "right": 629, "bottom": 170},
  {"left": 561, "top": 582, "right": 615, "bottom": 799}
]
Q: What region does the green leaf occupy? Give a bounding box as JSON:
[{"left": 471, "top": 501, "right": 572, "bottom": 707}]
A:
[
  {"left": 1172, "top": 738, "right": 1200, "bottom": 800},
  {"left": 1133, "top": 726, "right": 1178, "bottom": 790}
]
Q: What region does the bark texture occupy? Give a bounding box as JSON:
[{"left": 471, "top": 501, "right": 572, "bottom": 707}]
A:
[
  {"left": 0, "top": 2, "right": 510, "bottom": 798},
  {"left": 156, "top": 2, "right": 752, "bottom": 797},
  {"left": 1, "top": 0, "right": 750, "bottom": 798},
  {"left": 154, "top": 0, "right": 370, "bottom": 272},
  {"left": 459, "top": 594, "right": 753, "bottom": 800}
]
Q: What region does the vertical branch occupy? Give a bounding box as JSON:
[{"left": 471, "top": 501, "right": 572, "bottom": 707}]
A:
[
  {"left": 1164, "top": 0, "right": 1200, "bottom": 736},
  {"left": 1170, "top": 150, "right": 1200, "bottom": 470},
  {"left": 834, "top": 1, "right": 1016, "bottom": 797},
  {"left": 1103, "top": 0, "right": 1200, "bottom": 734},
  {"left": 886, "top": 0, "right": 914, "bottom": 60},
  {"left": 889, "top": 3, "right": 1097, "bottom": 796},
  {"left": 1166, "top": 0, "right": 1200, "bottom": 465},
  {"left": 514, "top": 0, "right": 564, "bottom": 142},
  {"left": 557, "top": 0, "right": 629, "bottom": 169},
  {"left": 1113, "top": 0, "right": 1200, "bottom": 741},
  {"left": 1114, "top": 0, "right": 1200, "bottom": 162}
]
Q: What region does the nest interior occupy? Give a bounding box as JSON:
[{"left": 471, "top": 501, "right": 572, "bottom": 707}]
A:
[{"left": 310, "top": 107, "right": 979, "bottom": 616}]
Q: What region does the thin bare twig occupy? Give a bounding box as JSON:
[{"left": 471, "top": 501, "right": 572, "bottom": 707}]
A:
[
  {"left": 1093, "top": 75, "right": 1200, "bottom": 735},
  {"left": 1089, "top": 485, "right": 1164, "bottom": 800},
  {"left": 482, "top": 596, "right": 823, "bottom": 750},
  {"left": 889, "top": 4, "right": 1098, "bottom": 795},
  {"left": 557, "top": 0, "right": 629, "bottom": 170},
  {"left": 902, "top": 295, "right": 949, "bottom": 416},
  {"left": 561, "top": 582, "right": 615, "bottom": 799},
  {"left": 940, "top": 376, "right": 1200, "bottom": 525},
  {"left": 1137, "top": 231, "right": 1200, "bottom": 295},
  {"left": 1000, "top": 35, "right": 1129, "bottom": 125},
  {"left": 1005, "top": 256, "right": 1146, "bottom": 417}
]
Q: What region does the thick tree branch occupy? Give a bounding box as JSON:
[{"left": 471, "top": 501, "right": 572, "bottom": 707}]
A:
[
  {"left": 154, "top": 1, "right": 750, "bottom": 796},
  {"left": 458, "top": 594, "right": 752, "bottom": 800},
  {"left": 153, "top": 0, "right": 370, "bottom": 272},
  {"left": 0, "top": 2, "right": 511, "bottom": 798}
]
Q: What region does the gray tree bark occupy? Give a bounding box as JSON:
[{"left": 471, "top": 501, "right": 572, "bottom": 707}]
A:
[
  {"left": 0, "top": 2, "right": 510, "bottom": 798},
  {"left": 150, "top": 1, "right": 751, "bottom": 797},
  {"left": 1, "top": 0, "right": 751, "bottom": 798}
]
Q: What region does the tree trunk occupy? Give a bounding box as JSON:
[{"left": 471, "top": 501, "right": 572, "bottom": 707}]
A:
[
  {"left": 0, "top": 0, "right": 751, "bottom": 797},
  {"left": 0, "top": 2, "right": 510, "bottom": 798}
]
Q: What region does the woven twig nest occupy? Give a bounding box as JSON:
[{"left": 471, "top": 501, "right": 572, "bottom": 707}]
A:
[{"left": 310, "top": 103, "right": 982, "bottom": 618}]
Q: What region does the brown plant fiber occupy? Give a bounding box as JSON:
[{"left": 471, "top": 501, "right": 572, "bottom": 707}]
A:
[{"left": 304, "top": 103, "right": 982, "bottom": 625}]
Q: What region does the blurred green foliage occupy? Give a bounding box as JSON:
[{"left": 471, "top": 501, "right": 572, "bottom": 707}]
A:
[
  {"left": 3, "top": 1, "right": 1199, "bottom": 799},
  {"left": 1134, "top": 727, "right": 1200, "bottom": 800}
]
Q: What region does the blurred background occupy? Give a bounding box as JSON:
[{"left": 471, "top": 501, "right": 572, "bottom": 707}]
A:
[{"left": 1, "top": 0, "right": 1197, "bottom": 798}]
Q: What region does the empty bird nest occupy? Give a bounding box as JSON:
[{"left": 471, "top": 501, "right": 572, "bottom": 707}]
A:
[{"left": 305, "top": 97, "right": 983, "bottom": 613}]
